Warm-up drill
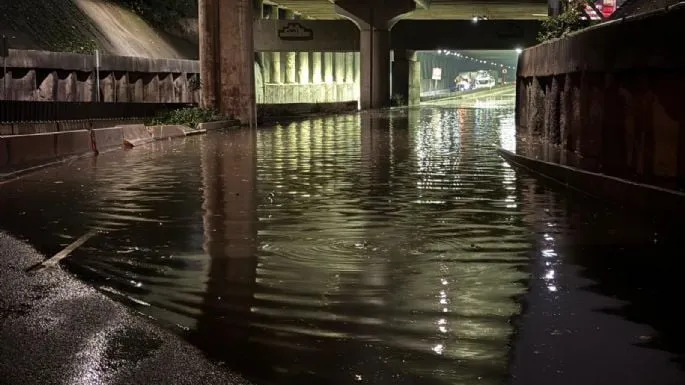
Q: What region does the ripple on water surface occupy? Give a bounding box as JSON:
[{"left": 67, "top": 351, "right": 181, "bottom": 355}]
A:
[{"left": 1, "top": 102, "right": 683, "bottom": 385}]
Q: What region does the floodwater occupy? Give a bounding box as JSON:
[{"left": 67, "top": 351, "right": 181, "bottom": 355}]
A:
[{"left": 1, "top": 94, "right": 684, "bottom": 385}]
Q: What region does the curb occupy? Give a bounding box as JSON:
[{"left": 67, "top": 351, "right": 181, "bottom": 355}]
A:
[{"left": 498, "top": 148, "right": 685, "bottom": 215}]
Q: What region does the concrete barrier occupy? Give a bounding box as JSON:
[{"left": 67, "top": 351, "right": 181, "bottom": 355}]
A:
[
  {"left": 92, "top": 119, "right": 145, "bottom": 129},
  {"left": 0, "top": 138, "right": 8, "bottom": 168},
  {"left": 149, "top": 125, "right": 187, "bottom": 140},
  {"left": 58, "top": 121, "right": 91, "bottom": 132},
  {"left": 2, "top": 133, "right": 57, "bottom": 166},
  {"left": 196, "top": 120, "right": 239, "bottom": 131},
  {"left": 92, "top": 127, "right": 124, "bottom": 152},
  {"left": 120, "top": 124, "right": 154, "bottom": 147},
  {"left": 55, "top": 130, "right": 93, "bottom": 158},
  {"left": 258, "top": 101, "right": 358, "bottom": 120},
  {"left": 498, "top": 148, "right": 685, "bottom": 216},
  {"left": 12, "top": 122, "right": 59, "bottom": 135}
]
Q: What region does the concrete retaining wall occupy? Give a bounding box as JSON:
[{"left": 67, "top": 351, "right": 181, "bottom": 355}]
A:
[
  {"left": 0, "top": 49, "right": 200, "bottom": 104},
  {"left": 259, "top": 101, "right": 358, "bottom": 119},
  {"left": 262, "top": 83, "right": 357, "bottom": 104},
  {"left": 515, "top": 4, "right": 685, "bottom": 190},
  {"left": 0, "top": 49, "right": 359, "bottom": 106}
]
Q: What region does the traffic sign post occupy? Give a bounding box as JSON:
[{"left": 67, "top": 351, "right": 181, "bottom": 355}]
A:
[{"left": 432, "top": 67, "right": 442, "bottom": 90}]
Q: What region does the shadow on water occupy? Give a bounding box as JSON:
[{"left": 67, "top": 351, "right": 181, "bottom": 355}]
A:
[{"left": 0, "top": 96, "right": 684, "bottom": 385}]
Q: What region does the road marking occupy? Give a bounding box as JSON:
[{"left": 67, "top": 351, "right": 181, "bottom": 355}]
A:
[{"left": 41, "top": 230, "right": 98, "bottom": 268}]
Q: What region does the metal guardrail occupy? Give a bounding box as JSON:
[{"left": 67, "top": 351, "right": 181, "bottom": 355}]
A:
[{"left": 0, "top": 101, "right": 196, "bottom": 123}]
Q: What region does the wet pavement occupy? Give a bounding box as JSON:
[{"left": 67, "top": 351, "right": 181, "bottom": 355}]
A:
[
  {"left": 0, "top": 232, "right": 251, "bottom": 385},
  {"left": 1, "top": 94, "right": 684, "bottom": 385}
]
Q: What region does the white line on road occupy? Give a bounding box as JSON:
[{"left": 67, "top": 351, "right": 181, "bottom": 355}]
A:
[{"left": 41, "top": 230, "right": 98, "bottom": 268}]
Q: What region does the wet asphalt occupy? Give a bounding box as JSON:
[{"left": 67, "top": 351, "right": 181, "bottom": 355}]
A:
[{"left": 0, "top": 231, "right": 252, "bottom": 385}]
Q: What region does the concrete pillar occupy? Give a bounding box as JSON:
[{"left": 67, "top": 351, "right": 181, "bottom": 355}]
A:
[
  {"left": 259, "top": 2, "right": 271, "bottom": 84},
  {"left": 199, "top": 0, "right": 218, "bottom": 108},
  {"left": 392, "top": 49, "right": 420, "bottom": 106},
  {"left": 334, "top": 52, "right": 346, "bottom": 83},
  {"left": 284, "top": 10, "right": 297, "bottom": 84},
  {"left": 335, "top": 0, "right": 415, "bottom": 109},
  {"left": 345, "top": 52, "right": 355, "bottom": 83},
  {"left": 354, "top": 51, "right": 361, "bottom": 100},
  {"left": 270, "top": 6, "right": 282, "bottom": 84},
  {"left": 299, "top": 52, "right": 310, "bottom": 84},
  {"left": 324, "top": 52, "right": 334, "bottom": 83},
  {"left": 359, "top": 28, "right": 391, "bottom": 109},
  {"left": 312, "top": 52, "right": 323, "bottom": 83},
  {"left": 548, "top": 0, "right": 561, "bottom": 16},
  {"left": 199, "top": 0, "right": 256, "bottom": 125}
]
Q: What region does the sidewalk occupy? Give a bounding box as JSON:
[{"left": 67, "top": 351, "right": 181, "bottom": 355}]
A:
[{"left": 0, "top": 231, "right": 252, "bottom": 385}]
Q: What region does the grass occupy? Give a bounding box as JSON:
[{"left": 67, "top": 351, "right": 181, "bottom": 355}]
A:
[{"left": 146, "top": 107, "right": 226, "bottom": 128}]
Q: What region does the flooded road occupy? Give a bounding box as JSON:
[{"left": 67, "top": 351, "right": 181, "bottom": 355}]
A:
[{"left": 1, "top": 96, "right": 684, "bottom": 385}]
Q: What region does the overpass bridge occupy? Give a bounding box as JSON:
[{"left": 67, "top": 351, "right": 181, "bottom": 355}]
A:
[{"left": 199, "top": 0, "right": 547, "bottom": 124}]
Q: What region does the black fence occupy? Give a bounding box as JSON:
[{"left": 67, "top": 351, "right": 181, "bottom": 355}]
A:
[{"left": 0, "top": 101, "right": 196, "bottom": 123}]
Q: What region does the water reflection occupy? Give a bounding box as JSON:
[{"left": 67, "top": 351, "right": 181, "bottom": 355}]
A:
[
  {"left": 0, "top": 102, "right": 683, "bottom": 385},
  {"left": 196, "top": 129, "right": 258, "bottom": 353}
]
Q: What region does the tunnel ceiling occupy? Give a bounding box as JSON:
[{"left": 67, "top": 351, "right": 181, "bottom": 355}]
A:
[
  {"left": 455, "top": 50, "right": 520, "bottom": 69},
  {"left": 266, "top": 0, "right": 548, "bottom": 20}
]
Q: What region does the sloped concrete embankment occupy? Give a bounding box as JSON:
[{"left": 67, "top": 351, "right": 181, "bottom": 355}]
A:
[{"left": 511, "top": 3, "right": 685, "bottom": 210}]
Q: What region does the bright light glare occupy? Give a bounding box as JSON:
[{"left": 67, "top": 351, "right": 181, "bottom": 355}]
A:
[{"left": 515, "top": 48, "right": 523, "bottom": 54}]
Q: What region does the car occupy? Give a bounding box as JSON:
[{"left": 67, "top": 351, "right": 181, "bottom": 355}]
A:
[
  {"left": 473, "top": 73, "right": 495, "bottom": 89},
  {"left": 454, "top": 78, "right": 471, "bottom": 91}
]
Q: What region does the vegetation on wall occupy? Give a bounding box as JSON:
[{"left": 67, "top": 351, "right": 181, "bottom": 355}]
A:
[
  {"left": 537, "top": 0, "right": 596, "bottom": 42},
  {"left": 147, "top": 107, "right": 225, "bottom": 128},
  {"left": 391, "top": 93, "right": 407, "bottom": 107},
  {"left": 112, "top": 0, "right": 197, "bottom": 26}
]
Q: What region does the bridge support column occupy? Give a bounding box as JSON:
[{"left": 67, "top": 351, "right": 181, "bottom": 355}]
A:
[
  {"left": 270, "top": 6, "right": 282, "bottom": 84},
  {"left": 199, "top": 0, "right": 256, "bottom": 125},
  {"left": 312, "top": 52, "right": 323, "bottom": 83},
  {"left": 324, "top": 53, "right": 334, "bottom": 83},
  {"left": 299, "top": 52, "right": 310, "bottom": 84},
  {"left": 260, "top": 3, "right": 274, "bottom": 84},
  {"left": 392, "top": 49, "right": 420, "bottom": 106},
  {"left": 335, "top": 0, "right": 416, "bottom": 109},
  {"left": 334, "top": 53, "right": 346, "bottom": 83},
  {"left": 359, "top": 28, "right": 391, "bottom": 109},
  {"left": 284, "top": 10, "right": 297, "bottom": 84},
  {"left": 345, "top": 52, "right": 355, "bottom": 83}
]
